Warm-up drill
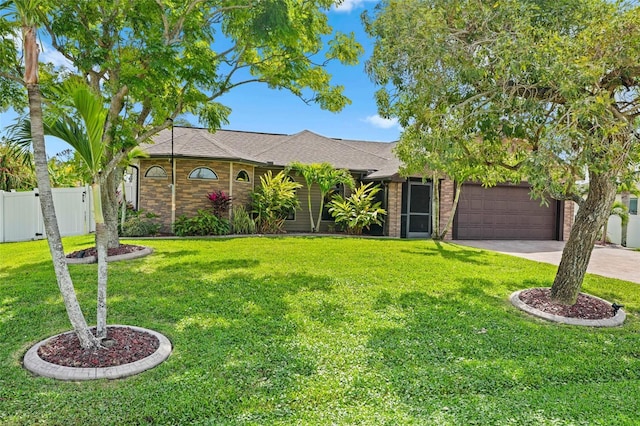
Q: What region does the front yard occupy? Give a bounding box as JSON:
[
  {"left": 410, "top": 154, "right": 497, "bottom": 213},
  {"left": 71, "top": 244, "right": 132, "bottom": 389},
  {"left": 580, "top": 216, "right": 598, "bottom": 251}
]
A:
[{"left": 1, "top": 236, "right": 639, "bottom": 425}]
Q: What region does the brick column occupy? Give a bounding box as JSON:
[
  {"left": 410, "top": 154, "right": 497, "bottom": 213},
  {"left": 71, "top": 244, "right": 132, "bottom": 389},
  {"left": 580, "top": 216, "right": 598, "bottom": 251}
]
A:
[
  {"left": 386, "top": 182, "right": 402, "bottom": 238},
  {"left": 563, "top": 201, "right": 575, "bottom": 241}
]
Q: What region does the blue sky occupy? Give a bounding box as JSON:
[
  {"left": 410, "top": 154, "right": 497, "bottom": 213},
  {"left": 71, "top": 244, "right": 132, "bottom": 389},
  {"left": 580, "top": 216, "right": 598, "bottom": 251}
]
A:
[{"left": 0, "top": 0, "right": 401, "bottom": 156}]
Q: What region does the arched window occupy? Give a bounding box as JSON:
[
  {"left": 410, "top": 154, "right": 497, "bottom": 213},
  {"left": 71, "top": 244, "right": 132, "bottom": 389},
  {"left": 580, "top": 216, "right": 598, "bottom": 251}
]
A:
[
  {"left": 144, "top": 165, "right": 167, "bottom": 179},
  {"left": 188, "top": 167, "right": 218, "bottom": 180},
  {"left": 235, "top": 170, "right": 250, "bottom": 182}
]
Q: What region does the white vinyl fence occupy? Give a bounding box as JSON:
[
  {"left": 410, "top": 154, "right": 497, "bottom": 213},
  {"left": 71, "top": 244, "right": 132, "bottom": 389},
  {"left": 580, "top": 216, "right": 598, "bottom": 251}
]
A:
[
  {"left": 606, "top": 215, "right": 640, "bottom": 248},
  {"left": 0, "top": 186, "right": 95, "bottom": 243}
]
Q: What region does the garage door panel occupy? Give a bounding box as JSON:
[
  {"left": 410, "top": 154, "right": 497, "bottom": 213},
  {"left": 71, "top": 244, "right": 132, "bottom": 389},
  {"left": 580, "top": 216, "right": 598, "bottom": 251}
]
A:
[{"left": 456, "top": 184, "right": 557, "bottom": 240}]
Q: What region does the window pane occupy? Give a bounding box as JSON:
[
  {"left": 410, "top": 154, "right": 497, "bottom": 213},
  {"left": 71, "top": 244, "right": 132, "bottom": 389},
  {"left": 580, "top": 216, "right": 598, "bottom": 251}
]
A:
[
  {"left": 631, "top": 198, "right": 638, "bottom": 215},
  {"left": 409, "top": 185, "right": 430, "bottom": 214},
  {"left": 236, "top": 170, "right": 250, "bottom": 182},
  {"left": 189, "top": 167, "right": 218, "bottom": 180},
  {"left": 144, "top": 166, "right": 167, "bottom": 178}
]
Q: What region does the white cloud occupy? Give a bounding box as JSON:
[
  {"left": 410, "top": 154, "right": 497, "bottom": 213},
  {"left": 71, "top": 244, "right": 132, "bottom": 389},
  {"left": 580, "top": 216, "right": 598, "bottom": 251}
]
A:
[
  {"left": 40, "top": 45, "right": 74, "bottom": 70},
  {"left": 332, "top": 0, "right": 370, "bottom": 13},
  {"left": 364, "top": 114, "right": 399, "bottom": 129}
]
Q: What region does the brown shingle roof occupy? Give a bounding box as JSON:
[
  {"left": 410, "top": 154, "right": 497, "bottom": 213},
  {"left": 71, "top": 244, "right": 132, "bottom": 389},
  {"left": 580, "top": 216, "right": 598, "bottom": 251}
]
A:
[{"left": 141, "top": 127, "right": 402, "bottom": 179}]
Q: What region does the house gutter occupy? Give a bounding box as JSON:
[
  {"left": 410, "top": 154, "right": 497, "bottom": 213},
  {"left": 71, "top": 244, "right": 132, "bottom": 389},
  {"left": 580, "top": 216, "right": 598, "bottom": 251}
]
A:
[{"left": 170, "top": 121, "right": 176, "bottom": 230}]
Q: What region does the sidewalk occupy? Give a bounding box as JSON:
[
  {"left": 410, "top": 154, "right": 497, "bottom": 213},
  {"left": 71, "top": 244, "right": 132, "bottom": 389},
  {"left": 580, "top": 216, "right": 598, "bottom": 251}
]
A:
[{"left": 454, "top": 240, "right": 640, "bottom": 284}]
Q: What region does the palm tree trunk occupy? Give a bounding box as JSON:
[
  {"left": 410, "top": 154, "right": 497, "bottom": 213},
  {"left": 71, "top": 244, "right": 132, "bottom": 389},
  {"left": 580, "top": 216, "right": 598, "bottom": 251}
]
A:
[
  {"left": 92, "top": 182, "right": 109, "bottom": 339},
  {"left": 316, "top": 195, "right": 325, "bottom": 233},
  {"left": 23, "top": 24, "right": 98, "bottom": 349},
  {"left": 306, "top": 184, "right": 315, "bottom": 232},
  {"left": 550, "top": 170, "right": 617, "bottom": 305}
]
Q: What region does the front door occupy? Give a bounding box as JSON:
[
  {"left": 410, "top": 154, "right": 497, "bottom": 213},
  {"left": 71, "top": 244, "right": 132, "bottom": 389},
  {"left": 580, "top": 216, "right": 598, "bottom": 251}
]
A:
[{"left": 407, "top": 182, "right": 431, "bottom": 238}]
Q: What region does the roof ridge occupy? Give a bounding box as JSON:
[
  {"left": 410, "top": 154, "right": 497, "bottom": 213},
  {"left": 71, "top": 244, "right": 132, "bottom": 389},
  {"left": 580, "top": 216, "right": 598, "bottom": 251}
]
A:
[
  {"left": 250, "top": 129, "right": 304, "bottom": 157},
  {"left": 326, "top": 136, "right": 394, "bottom": 162},
  {"left": 175, "top": 126, "right": 288, "bottom": 138},
  {"left": 202, "top": 131, "right": 264, "bottom": 163}
]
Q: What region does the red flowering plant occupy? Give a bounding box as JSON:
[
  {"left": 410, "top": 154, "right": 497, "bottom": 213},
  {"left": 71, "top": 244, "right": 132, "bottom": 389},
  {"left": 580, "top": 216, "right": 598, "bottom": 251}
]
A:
[{"left": 207, "top": 190, "right": 232, "bottom": 218}]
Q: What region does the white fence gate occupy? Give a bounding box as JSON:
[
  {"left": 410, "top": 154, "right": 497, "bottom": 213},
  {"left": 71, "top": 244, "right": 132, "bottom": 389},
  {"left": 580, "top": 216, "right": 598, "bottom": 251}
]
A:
[{"left": 0, "top": 186, "right": 96, "bottom": 243}]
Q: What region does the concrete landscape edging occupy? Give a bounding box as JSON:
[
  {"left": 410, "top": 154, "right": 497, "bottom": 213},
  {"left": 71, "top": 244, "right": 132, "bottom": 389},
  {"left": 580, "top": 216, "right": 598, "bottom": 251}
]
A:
[
  {"left": 23, "top": 325, "right": 172, "bottom": 381},
  {"left": 66, "top": 247, "right": 153, "bottom": 264},
  {"left": 510, "top": 290, "right": 626, "bottom": 327}
]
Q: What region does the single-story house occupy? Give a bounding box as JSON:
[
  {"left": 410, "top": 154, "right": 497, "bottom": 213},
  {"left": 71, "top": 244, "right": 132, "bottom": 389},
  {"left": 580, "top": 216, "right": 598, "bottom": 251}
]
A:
[{"left": 134, "top": 126, "right": 574, "bottom": 240}]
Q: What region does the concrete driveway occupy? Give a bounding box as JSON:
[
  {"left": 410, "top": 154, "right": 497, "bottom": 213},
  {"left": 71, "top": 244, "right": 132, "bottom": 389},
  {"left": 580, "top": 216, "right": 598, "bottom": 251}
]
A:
[{"left": 453, "top": 240, "right": 640, "bottom": 284}]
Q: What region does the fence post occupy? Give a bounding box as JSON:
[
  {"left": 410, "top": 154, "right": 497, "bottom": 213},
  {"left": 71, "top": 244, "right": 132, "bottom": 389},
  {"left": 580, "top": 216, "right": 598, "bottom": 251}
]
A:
[{"left": 0, "top": 190, "right": 4, "bottom": 243}]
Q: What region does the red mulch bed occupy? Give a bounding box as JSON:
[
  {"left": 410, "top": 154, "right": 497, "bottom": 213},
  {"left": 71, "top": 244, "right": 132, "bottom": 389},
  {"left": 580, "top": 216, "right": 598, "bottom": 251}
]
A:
[
  {"left": 38, "top": 327, "right": 159, "bottom": 368},
  {"left": 66, "top": 244, "right": 146, "bottom": 259},
  {"left": 519, "top": 288, "right": 616, "bottom": 320}
]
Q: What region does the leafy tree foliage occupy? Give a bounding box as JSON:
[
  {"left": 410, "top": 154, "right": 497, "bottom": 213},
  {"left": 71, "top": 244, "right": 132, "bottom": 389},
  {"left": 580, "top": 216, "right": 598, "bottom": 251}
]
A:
[
  {"left": 0, "top": 141, "right": 35, "bottom": 190},
  {"left": 366, "top": 0, "right": 640, "bottom": 304},
  {"left": 1, "top": 0, "right": 363, "bottom": 247}
]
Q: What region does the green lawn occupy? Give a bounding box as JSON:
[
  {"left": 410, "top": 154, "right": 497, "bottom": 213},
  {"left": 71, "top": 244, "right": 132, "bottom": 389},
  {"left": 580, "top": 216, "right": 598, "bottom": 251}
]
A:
[{"left": 2, "top": 236, "right": 640, "bottom": 425}]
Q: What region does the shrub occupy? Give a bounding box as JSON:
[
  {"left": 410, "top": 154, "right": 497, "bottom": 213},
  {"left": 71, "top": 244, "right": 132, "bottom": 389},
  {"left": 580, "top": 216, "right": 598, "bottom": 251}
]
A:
[
  {"left": 119, "top": 210, "right": 161, "bottom": 237},
  {"left": 174, "top": 210, "right": 230, "bottom": 236},
  {"left": 251, "top": 170, "right": 301, "bottom": 233},
  {"left": 207, "top": 190, "right": 232, "bottom": 218},
  {"left": 328, "top": 182, "right": 387, "bottom": 235},
  {"left": 231, "top": 205, "right": 256, "bottom": 234}
]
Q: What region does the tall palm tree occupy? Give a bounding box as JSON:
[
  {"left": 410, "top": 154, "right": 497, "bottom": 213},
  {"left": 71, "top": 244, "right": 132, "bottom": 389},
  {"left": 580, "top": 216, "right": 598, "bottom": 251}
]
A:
[
  {"left": 287, "top": 162, "right": 355, "bottom": 233},
  {"left": 314, "top": 164, "right": 355, "bottom": 233},
  {"left": 44, "top": 81, "right": 110, "bottom": 338},
  {"left": 286, "top": 162, "right": 320, "bottom": 232},
  {"left": 4, "top": 0, "right": 99, "bottom": 348},
  {"left": 8, "top": 82, "right": 119, "bottom": 339}
]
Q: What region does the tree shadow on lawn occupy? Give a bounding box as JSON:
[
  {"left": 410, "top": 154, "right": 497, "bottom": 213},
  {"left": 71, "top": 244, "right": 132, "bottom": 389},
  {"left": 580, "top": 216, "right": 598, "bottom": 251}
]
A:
[
  {"left": 366, "top": 290, "right": 640, "bottom": 423},
  {"left": 104, "top": 271, "right": 338, "bottom": 423},
  {"left": 400, "top": 241, "right": 488, "bottom": 266}
]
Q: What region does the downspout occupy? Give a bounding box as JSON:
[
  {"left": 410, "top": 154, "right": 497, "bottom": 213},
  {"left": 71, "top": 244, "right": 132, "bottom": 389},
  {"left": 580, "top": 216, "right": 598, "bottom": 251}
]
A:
[
  {"left": 229, "top": 162, "right": 234, "bottom": 219},
  {"left": 170, "top": 120, "right": 176, "bottom": 231}
]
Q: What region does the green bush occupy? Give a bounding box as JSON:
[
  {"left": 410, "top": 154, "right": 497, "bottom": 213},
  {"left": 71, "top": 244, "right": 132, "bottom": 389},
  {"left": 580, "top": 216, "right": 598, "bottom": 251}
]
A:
[
  {"left": 328, "top": 182, "right": 386, "bottom": 235},
  {"left": 174, "top": 210, "right": 230, "bottom": 236},
  {"left": 119, "top": 210, "right": 161, "bottom": 237},
  {"left": 231, "top": 205, "right": 256, "bottom": 234},
  {"left": 251, "top": 170, "right": 301, "bottom": 233}
]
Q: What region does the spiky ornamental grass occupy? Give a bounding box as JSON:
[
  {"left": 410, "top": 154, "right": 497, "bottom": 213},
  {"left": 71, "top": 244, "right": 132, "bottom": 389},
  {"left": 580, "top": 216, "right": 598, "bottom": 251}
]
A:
[{"left": 1, "top": 236, "right": 639, "bottom": 425}]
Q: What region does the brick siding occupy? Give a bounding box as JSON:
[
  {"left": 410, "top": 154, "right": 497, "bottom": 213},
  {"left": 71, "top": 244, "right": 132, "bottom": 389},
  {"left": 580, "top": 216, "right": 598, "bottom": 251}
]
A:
[{"left": 386, "top": 182, "right": 402, "bottom": 238}]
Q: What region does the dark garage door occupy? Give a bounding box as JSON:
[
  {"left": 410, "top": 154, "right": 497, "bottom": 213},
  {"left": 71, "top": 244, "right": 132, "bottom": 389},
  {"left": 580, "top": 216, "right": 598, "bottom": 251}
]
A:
[{"left": 454, "top": 184, "right": 559, "bottom": 240}]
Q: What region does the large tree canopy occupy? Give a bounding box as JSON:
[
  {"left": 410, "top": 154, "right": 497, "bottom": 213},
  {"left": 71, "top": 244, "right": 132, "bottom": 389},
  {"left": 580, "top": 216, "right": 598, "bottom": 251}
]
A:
[
  {"left": 1, "top": 0, "right": 363, "bottom": 247},
  {"left": 365, "top": 0, "right": 640, "bottom": 304}
]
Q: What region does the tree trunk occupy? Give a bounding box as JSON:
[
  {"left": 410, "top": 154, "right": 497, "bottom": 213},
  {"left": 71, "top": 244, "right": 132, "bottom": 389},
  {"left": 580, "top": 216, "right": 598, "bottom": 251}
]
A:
[
  {"left": 316, "top": 193, "right": 325, "bottom": 234},
  {"left": 621, "top": 191, "right": 630, "bottom": 247},
  {"left": 550, "top": 170, "right": 618, "bottom": 305},
  {"left": 439, "top": 180, "right": 462, "bottom": 241},
  {"left": 431, "top": 173, "right": 441, "bottom": 239},
  {"left": 306, "top": 184, "right": 315, "bottom": 232},
  {"left": 102, "top": 170, "right": 120, "bottom": 248},
  {"left": 23, "top": 25, "right": 99, "bottom": 349},
  {"left": 92, "top": 182, "right": 108, "bottom": 339}
]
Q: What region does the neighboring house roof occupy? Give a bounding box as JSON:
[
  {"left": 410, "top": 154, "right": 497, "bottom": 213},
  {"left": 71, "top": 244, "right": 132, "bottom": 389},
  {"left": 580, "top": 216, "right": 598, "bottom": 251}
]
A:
[{"left": 140, "top": 127, "right": 403, "bottom": 180}]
